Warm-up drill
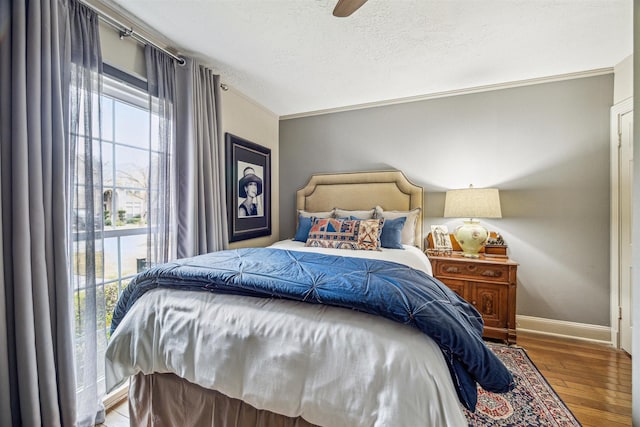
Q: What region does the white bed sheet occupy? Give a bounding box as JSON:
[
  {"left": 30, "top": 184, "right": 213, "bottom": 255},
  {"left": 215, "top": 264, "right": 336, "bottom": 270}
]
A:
[{"left": 105, "top": 244, "right": 465, "bottom": 427}]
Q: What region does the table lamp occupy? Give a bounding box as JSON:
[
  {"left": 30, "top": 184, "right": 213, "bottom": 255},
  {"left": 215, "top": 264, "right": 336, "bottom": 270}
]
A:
[{"left": 443, "top": 185, "right": 502, "bottom": 258}]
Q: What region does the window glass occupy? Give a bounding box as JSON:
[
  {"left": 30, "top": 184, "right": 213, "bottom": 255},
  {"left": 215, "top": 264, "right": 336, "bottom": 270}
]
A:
[
  {"left": 103, "top": 237, "right": 119, "bottom": 280},
  {"left": 120, "top": 234, "right": 148, "bottom": 278},
  {"left": 102, "top": 142, "right": 114, "bottom": 187},
  {"left": 114, "top": 101, "right": 149, "bottom": 148},
  {"left": 115, "top": 145, "right": 149, "bottom": 189},
  {"left": 101, "top": 96, "right": 114, "bottom": 141},
  {"left": 73, "top": 73, "right": 154, "bottom": 342}
]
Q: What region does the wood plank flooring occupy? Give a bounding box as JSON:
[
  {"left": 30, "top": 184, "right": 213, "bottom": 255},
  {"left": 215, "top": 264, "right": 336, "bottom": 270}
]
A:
[
  {"left": 516, "top": 332, "right": 631, "bottom": 427},
  {"left": 101, "top": 331, "right": 631, "bottom": 426},
  {"left": 100, "top": 397, "right": 129, "bottom": 427}
]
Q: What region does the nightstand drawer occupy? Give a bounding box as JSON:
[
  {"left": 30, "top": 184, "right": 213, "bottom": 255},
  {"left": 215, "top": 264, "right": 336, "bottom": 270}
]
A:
[{"left": 434, "top": 261, "right": 510, "bottom": 282}]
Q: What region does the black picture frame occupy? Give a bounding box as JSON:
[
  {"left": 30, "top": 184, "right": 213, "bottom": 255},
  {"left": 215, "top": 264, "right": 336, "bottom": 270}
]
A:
[{"left": 225, "top": 133, "right": 271, "bottom": 242}]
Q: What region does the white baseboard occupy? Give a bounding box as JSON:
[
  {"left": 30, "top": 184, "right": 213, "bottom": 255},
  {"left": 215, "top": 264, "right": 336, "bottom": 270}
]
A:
[{"left": 516, "top": 315, "right": 612, "bottom": 345}]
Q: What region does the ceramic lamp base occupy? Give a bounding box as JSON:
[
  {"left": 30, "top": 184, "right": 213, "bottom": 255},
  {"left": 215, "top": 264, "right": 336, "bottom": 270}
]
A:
[{"left": 454, "top": 220, "right": 488, "bottom": 257}]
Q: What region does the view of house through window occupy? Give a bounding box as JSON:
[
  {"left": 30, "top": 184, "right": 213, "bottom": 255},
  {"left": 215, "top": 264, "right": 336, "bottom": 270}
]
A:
[
  {"left": 100, "top": 76, "right": 153, "bottom": 332},
  {"left": 72, "top": 72, "right": 157, "bottom": 394}
]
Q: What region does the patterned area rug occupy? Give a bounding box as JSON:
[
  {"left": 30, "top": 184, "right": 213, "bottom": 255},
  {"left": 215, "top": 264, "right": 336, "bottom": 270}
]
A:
[{"left": 465, "top": 343, "right": 582, "bottom": 426}]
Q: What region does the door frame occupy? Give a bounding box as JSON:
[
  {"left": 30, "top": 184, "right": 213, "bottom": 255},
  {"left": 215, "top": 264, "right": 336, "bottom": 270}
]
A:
[{"left": 610, "top": 97, "right": 633, "bottom": 348}]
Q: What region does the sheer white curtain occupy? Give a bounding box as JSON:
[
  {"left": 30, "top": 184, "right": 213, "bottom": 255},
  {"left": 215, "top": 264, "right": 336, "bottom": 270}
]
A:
[
  {"left": 175, "top": 59, "right": 228, "bottom": 257},
  {"left": 145, "top": 46, "right": 177, "bottom": 265},
  {"left": 66, "top": 1, "right": 107, "bottom": 425}
]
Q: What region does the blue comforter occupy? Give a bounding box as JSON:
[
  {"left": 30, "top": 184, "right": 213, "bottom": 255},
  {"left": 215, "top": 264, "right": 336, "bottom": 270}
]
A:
[{"left": 110, "top": 248, "right": 514, "bottom": 411}]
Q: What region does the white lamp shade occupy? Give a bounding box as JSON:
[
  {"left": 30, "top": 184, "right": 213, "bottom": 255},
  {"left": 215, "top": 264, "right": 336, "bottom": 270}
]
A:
[{"left": 443, "top": 188, "right": 502, "bottom": 219}]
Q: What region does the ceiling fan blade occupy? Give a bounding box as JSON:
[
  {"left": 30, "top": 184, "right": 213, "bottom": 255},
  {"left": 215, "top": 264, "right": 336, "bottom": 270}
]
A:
[{"left": 333, "top": 0, "right": 368, "bottom": 17}]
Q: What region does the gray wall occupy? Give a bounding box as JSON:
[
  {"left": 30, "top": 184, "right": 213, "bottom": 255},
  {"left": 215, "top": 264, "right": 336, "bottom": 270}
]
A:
[{"left": 279, "top": 75, "right": 613, "bottom": 326}]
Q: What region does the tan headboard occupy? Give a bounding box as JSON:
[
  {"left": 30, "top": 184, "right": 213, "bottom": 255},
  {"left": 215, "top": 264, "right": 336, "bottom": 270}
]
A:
[{"left": 296, "top": 170, "right": 424, "bottom": 249}]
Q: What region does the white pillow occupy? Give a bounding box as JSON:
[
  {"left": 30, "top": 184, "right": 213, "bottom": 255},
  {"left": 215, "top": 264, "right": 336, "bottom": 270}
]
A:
[
  {"left": 298, "top": 209, "right": 335, "bottom": 219},
  {"left": 334, "top": 207, "right": 375, "bottom": 219},
  {"left": 374, "top": 206, "right": 421, "bottom": 246}
]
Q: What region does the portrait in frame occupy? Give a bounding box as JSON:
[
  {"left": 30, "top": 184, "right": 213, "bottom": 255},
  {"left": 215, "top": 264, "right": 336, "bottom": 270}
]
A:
[{"left": 225, "top": 133, "right": 271, "bottom": 242}]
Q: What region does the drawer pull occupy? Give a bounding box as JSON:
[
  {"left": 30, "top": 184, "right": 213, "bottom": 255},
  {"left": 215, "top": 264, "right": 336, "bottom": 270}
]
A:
[
  {"left": 444, "top": 266, "right": 461, "bottom": 274},
  {"left": 482, "top": 269, "right": 503, "bottom": 278}
]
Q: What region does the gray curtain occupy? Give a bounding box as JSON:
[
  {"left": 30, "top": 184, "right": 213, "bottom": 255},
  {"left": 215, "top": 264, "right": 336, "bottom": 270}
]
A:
[
  {"left": 175, "top": 59, "right": 228, "bottom": 257},
  {"left": 0, "top": 0, "right": 76, "bottom": 425},
  {"left": 66, "top": 1, "right": 106, "bottom": 425},
  {"left": 145, "top": 46, "right": 177, "bottom": 264}
]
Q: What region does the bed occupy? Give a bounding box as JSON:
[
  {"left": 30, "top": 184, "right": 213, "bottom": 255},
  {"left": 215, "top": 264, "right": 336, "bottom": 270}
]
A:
[{"left": 105, "top": 170, "right": 513, "bottom": 427}]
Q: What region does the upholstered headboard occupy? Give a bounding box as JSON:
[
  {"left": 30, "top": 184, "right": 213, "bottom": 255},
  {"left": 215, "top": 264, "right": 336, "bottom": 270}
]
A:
[{"left": 296, "top": 170, "right": 424, "bottom": 249}]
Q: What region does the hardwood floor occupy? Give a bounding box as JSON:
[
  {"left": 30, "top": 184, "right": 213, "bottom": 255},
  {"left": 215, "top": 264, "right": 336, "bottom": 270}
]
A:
[
  {"left": 99, "top": 396, "right": 129, "bottom": 427},
  {"left": 517, "top": 332, "right": 631, "bottom": 427},
  {"left": 101, "top": 331, "right": 632, "bottom": 426}
]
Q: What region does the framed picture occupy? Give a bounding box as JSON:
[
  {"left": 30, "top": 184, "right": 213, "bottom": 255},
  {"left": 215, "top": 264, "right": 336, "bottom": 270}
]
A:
[
  {"left": 225, "top": 133, "right": 271, "bottom": 242},
  {"left": 430, "top": 225, "right": 453, "bottom": 253}
]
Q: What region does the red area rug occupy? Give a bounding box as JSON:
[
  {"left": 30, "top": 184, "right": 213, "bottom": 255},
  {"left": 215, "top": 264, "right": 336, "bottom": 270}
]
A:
[{"left": 465, "top": 343, "right": 582, "bottom": 426}]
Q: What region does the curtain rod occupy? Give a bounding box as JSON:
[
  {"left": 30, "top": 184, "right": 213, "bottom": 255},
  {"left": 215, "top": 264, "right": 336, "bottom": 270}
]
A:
[{"left": 80, "top": 0, "right": 186, "bottom": 66}]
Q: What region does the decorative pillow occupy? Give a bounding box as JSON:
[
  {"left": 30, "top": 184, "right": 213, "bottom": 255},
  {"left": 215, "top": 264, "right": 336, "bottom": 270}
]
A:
[
  {"left": 379, "top": 216, "right": 407, "bottom": 249},
  {"left": 298, "top": 209, "right": 335, "bottom": 219},
  {"left": 293, "top": 215, "right": 314, "bottom": 242},
  {"left": 305, "top": 218, "right": 383, "bottom": 251},
  {"left": 334, "top": 207, "right": 375, "bottom": 220},
  {"left": 335, "top": 215, "right": 370, "bottom": 220},
  {"left": 294, "top": 209, "right": 335, "bottom": 242},
  {"left": 374, "top": 206, "right": 421, "bottom": 246}
]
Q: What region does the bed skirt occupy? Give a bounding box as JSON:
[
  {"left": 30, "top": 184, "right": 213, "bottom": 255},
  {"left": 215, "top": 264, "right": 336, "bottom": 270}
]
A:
[{"left": 129, "top": 372, "right": 320, "bottom": 427}]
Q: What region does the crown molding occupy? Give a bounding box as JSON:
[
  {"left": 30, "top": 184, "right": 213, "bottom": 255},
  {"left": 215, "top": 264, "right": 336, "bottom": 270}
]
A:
[{"left": 280, "top": 68, "right": 614, "bottom": 120}]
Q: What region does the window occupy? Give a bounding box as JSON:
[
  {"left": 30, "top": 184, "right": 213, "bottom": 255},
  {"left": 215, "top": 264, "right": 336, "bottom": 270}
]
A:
[
  {"left": 100, "top": 76, "right": 153, "bottom": 331},
  {"left": 72, "top": 70, "right": 159, "bottom": 395}
]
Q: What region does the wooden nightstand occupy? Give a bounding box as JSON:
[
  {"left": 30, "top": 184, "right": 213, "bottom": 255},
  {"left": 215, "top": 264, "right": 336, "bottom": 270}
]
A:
[{"left": 427, "top": 252, "right": 518, "bottom": 344}]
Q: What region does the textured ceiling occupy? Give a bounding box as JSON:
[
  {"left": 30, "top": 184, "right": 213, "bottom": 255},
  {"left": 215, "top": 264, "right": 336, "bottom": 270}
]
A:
[{"left": 107, "top": 0, "right": 632, "bottom": 117}]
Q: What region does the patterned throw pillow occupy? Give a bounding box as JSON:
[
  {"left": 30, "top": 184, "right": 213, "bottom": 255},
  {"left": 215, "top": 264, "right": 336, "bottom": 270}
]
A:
[
  {"left": 305, "top": 218, "right": 384, "bottom": 251},
  {"left": 294, "top": 210, "right": 336, "bottom": 242}
]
